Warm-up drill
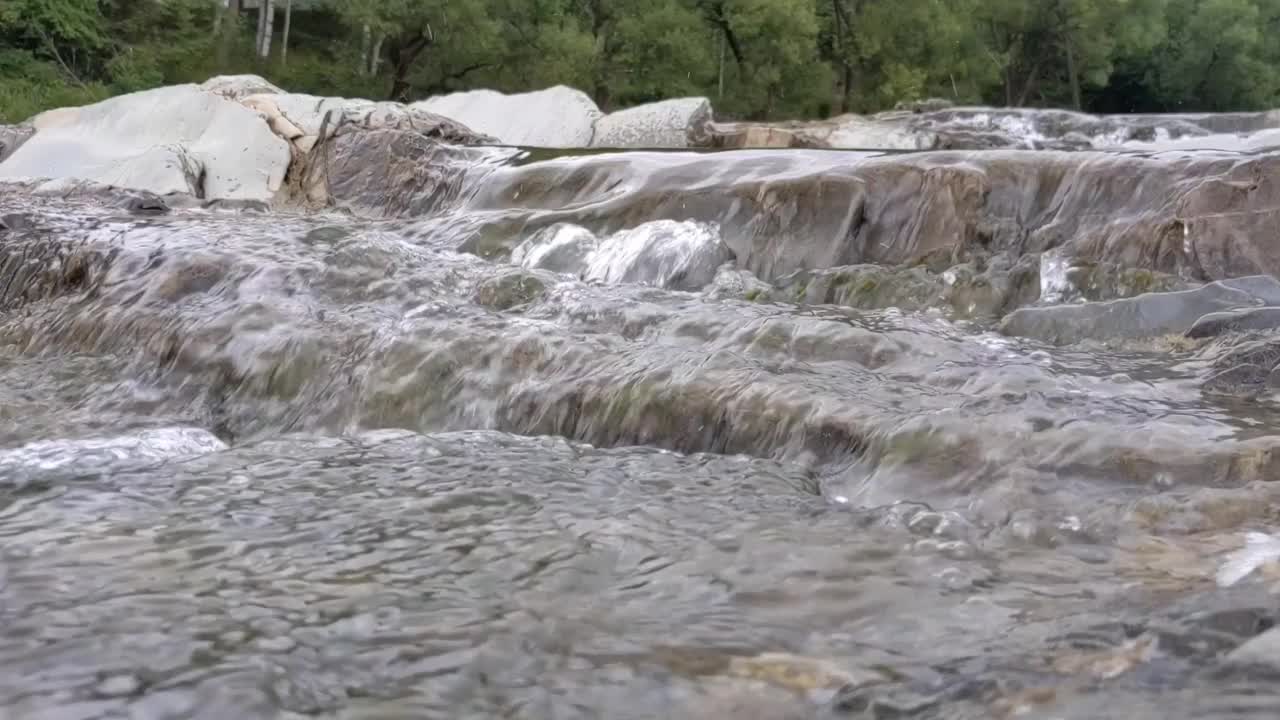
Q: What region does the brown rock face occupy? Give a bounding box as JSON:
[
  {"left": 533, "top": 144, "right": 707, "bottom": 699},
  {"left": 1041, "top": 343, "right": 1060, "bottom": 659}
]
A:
[{"left": 291, "top": 107, "right": 502, "bottom": 216}]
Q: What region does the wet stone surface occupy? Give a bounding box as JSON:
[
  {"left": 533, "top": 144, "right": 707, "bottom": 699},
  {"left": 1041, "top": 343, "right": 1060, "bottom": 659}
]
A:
[{"left": 5, "top": 143, "right": 1280, "bottom": 720}]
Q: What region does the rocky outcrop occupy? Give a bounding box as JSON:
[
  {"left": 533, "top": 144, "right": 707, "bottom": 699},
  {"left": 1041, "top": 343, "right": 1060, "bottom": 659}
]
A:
[
  {"left": 999, "top": 276, "right": 1280, "bottom": 344},
  {"left": 0, "top": 77, "right": 496, "bottom": 208},
  {"left": 0, "top": 84, "right": 291, "bottom": 201},
  {"left": 414, "top": 85, "right": 602, "bottom": 147},
  {"left": 294, "top": 121, "right": 510, "bottom": 216},
  {"left": 415, "top": 87, "right": 716, "bottom": 149},
  {"left": 240, "top": 91, "right": 494, "bottom": 157},
  {"left": 0, "top": 125, "right": 33, "bottom": 163},
  {"left": 590, "top": 98, "right": 714, "bottom": 148}
]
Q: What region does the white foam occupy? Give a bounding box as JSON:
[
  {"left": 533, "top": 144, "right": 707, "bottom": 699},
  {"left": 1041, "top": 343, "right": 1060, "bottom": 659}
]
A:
[
  {"left": 1216, "top": 532, "right": 1280, "bottom": 587},
  {"left": 511, "top": 223, "right": 599, "bottom": 273},
  {"left": 1039, "top": 249, "right": 1075, "bottom": 303},
  {"left": 0, "top": 427, "right": 227, "bottom": 475},
  {"left": 583, "top": 220, "right": 732, "bottom": 290}
]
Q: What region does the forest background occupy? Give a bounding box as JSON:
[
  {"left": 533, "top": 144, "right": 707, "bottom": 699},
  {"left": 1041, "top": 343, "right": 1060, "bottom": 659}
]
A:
[{"left": 3, "top": 0, "right": 1278, "bottom": 124}]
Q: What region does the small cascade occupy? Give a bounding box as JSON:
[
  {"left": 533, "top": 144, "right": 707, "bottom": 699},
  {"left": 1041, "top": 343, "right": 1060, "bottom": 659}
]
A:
[{"left": 509, "top": 219, "right": 734, "bottom": 291}]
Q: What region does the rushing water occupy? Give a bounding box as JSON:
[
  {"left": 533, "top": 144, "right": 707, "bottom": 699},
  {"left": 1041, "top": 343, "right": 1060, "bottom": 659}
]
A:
[{"left": 3, "top": 143, "right": 1280, "bottom": 720}]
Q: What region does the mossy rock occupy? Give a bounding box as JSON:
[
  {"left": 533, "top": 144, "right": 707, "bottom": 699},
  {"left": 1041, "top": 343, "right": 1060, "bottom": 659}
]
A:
[{"left": 473, "top": 269, "right": 549, "bottom": 310}]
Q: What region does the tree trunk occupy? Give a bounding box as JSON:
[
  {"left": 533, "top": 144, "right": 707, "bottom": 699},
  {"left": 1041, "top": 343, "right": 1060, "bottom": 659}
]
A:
[
  {"left": 1065, "top": 39, "right": 1081, "bottom": 110},
  {"left": 717, "top": 31, "right": 725, "bottom": 101},
  {"left": 279, "top": 0, "right": 291, "bottom": 66},
  {"left": 1016, "top": 56, "right": 1043, "bottom": 107},
  {"left": 386, "top": 32, "right": 431, "bottom": 102},
  {"left": 360, "top": 25, "right": 371, "bottom": 75},
  {"left": 213, "top": 0, "right": 227, "bottom": 33},
  {"left": 370, "top": 35, "right": 384, "bottom": 76},
  {"left": 255, "top": 0, "right": 266, "bottom": 59},
  {"left": 259, "top": 0, "right": 274, "bottom": 60},
  {"left": 217, "top": 0, "right": 241, "bottom": 68},
  {"left": 841, "top": 64, "right": 854, "bottom": 114}
]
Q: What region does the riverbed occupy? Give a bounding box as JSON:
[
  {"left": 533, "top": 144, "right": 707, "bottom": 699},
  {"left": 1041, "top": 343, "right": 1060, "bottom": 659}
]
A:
[{"left": 2, "top": 141, "right": 1280, "bottom": 719}]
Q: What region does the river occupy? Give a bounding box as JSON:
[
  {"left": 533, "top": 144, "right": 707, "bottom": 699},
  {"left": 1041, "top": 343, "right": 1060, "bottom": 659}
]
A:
[{"left": 2, "top": 137, "right": 1280, "bottom": 719}]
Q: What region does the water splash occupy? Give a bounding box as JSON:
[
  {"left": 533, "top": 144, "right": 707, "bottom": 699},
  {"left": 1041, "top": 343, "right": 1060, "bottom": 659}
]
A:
[
  {"left": 511, "top": 223, "right": 599, "bottom": 274},
  {"left": 583, "top": 220, "right": 733, "bottom": 291},
  {"left": 1039, "top": 249, "right": 1076, "bottom": 303},
  {"left": 1216, "top": 532, "right": 1280, "bottom": 587},
  {"left": 0, "top": 426, "right": 227, "bottom": 478}
]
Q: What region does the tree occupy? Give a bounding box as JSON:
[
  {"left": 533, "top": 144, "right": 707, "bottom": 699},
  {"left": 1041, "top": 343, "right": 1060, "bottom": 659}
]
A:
[
  {"left": 334, "top": 0, "right": 501, "bottom": 101},
  {"left": 0, "top": 0, "right": 106, "bottom": 84}
]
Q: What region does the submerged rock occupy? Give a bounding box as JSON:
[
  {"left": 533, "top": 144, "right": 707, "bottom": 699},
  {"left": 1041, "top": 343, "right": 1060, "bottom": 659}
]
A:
[
  {"left": 473, "top": 269, "right": 552, "bottom": 310},
  {"left": 1201, "top": 337, "right": 1280, "bottom": 396},
  {"left": 414, "top": 85, "right": 603, "bottom": 147},
  {"left": 775, "top": 253, "right": 1039, "bottom": 317},
  {"left": 1187, "top": 307, "right": 1280, "bottom": 339},
  {"left": 0, "top": 84, "right": 291, "bottom": 201},
  {"left": 1000, "top": 276, "right": 1280, "bottom": 344}
]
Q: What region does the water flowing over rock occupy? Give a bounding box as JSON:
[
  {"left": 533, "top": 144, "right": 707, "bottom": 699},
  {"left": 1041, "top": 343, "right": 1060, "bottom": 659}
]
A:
[
  {"left": 0, "top": 427, "right": 227, "bottom": 485},
  {"left": 455, "top": 147, "right": 1280, "bottom": 287},
  {"left": 1001, "top": 276, "right": 1280, "bottom": 344},
  {"left": 10, "top": 83, "right": 1280, "bottom": 720},
  {"left": 708, "top": 105, "right": 1280, "bottom": 151},
  {"left": 581, "top": 220, "right": 733, "bottom": 290}
]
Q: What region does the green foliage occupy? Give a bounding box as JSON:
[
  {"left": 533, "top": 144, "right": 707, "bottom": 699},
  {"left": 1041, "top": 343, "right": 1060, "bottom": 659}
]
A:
[{"left": 2, "top": 0, "right": 1280, "bottom": 126}]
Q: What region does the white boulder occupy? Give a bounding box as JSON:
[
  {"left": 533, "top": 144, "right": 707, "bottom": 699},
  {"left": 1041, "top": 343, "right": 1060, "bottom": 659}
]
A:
[
  {"left": 200, "top": 74, "right": 285, "bottom": 100},
  {"left": 0, "top": 84, "right": 291, "bottom": 201},
  {"left": 414, "top": 85, "right": 602, "bottom": 147},
  {"left": 591, "top": 97, "right": 713, "bottom": 148}
]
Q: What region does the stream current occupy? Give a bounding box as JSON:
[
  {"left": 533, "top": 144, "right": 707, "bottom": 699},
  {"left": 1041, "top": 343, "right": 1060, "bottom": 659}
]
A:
[{"left": 1, "top": 145, "right": 1279, "bottom": 720}]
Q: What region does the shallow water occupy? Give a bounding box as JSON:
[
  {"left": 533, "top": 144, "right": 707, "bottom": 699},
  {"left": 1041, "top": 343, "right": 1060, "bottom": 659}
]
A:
[{"left": 3, "top": 144, "right": 1280, "bottom": 720}]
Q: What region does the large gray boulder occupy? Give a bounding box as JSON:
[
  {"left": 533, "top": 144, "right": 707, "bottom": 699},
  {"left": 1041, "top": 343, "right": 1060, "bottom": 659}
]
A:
[
  {"left": 999, "top": 276, "right": 1280, "bottom": 344},
  {"left": 591, "top": 97, "right": 714, "bottom": 148},
  {"left": 413, "top": 86, "right": 601, "bottom": 147},
  {"left": 0, "top": 84, "right": 291, "bottom": 201}
]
